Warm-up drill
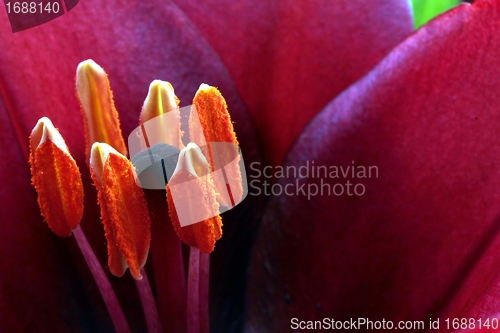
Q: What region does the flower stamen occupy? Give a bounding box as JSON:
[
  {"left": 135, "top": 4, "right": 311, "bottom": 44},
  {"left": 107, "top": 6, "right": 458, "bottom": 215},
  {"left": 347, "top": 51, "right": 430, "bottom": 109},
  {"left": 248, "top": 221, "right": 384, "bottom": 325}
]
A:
[
  {"left": 190, "top": 84, "right": 244, "bottom": 206},
  {"left": 140, "top": 80, "right": 184, "bottom": 150},
  {"left": 29, "top": 117, "right": 83, "bottom": 237},
  {"left": 76, "top": 60, "right": 128, "bottom": 158},
  {"left": 167, "top": 143, "right": 222, "bottom": 253},
  {"left": 90, "top": 142, "right": 151, "bottom": 279}
]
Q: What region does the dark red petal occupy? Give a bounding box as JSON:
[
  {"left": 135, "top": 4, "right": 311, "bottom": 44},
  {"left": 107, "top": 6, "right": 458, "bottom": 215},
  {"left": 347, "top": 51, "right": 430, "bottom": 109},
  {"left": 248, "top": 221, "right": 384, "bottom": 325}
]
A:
[
  {"left": 248, "top": 0, "right": 500, "bottom": 329},
  {"left": 174, "top": 0, "right": 414, "bottom": 165}
]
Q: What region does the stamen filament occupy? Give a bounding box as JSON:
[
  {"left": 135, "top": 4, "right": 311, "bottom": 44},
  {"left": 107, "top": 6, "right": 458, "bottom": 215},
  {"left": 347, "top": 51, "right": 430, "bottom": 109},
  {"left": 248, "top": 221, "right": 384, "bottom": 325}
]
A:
[
  {"left": 199, "top": 252, "right": 210, "bottom": 333},
  {"left": 140, "top": 80, "right": 183, "bottom": 149},
  {"left": 135, "top": 269, "right": 162, "bottom": 333},
  {"left": 187, "top": 247, "right": 211, "bottom": 333},
  {"left": 73, "top": 225, "right": 131, "bottom": 333},
  {"left": 187, "top": 246, "right": 201, "bottom": 333}
]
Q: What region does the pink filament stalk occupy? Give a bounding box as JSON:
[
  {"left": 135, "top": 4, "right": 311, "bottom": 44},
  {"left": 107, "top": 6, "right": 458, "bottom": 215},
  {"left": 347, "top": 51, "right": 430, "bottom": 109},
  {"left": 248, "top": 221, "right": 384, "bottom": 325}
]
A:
[
  {"left": 135, "top": 269, "right": 162, "bottom": 333},
  {"left": 200, "top": 252, "right": 210, "bottom": 333},
  {"left": 73, "top": 225, "right": 131, "bottom": 333},
  {"left": 187, "top": 246, "right": 201, "bottom": 333}
]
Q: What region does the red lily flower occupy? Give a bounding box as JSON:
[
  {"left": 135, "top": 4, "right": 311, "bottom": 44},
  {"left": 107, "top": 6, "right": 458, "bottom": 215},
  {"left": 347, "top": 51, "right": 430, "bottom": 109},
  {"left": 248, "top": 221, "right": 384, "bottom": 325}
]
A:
[{"left": 0, "top": 0, "right": 416, "bottom": 332}]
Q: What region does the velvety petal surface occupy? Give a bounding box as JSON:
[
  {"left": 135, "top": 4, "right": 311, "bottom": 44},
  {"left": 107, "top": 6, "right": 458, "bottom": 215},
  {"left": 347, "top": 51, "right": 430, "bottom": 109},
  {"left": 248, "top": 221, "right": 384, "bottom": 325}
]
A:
[
  {"left": 0, "top": 0, "right": 260, "bottom": 331},
  {"left": 247, "top": 1, "right": 500, "bottom": 331},
  {"left": 174, "top": 0, "right": 414, "bottom": 165}
]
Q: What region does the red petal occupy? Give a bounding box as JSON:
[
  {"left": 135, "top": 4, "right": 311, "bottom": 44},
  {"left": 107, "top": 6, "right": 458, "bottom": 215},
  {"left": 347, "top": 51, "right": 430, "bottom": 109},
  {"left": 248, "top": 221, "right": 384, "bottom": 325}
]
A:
[
  {"left": 248, "top": 0, "right": 500, "bottom": 329},
  {"left": 174, "top": 0, "right": 414, "bottom": 165}
]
